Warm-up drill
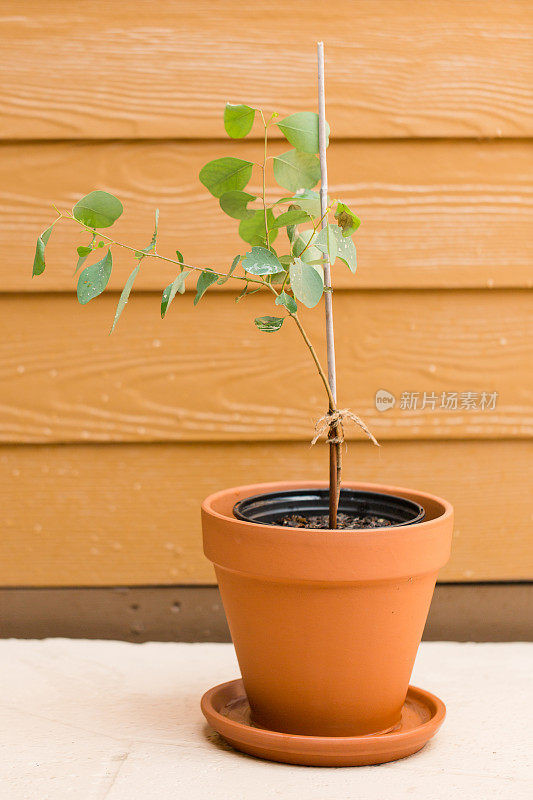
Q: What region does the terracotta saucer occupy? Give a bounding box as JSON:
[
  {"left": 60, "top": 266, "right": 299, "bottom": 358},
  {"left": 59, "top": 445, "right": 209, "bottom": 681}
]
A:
[{"left": 201, "top": 679, "right": 445, "bottom": 767}]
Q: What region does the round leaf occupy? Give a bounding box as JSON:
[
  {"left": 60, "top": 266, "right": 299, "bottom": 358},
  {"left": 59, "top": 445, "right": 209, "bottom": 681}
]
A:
[
  {"left": 277, "top": 112, "right": 329, "bottom": 154},
  {"left": 315, "top": 224, "right": 338, "bottom": 264},
  {"left": 199, "top": 157, "right": 253, "bottom": 198},
  {"left": 275, "top": 291, "right": 297, "bottom": 314},
  {"left": 238, "top": 209, "right": 278, "bottom": 246},
  {"left": 289, "top": 257, "right": 324, "bottom": 308},
  {"left": 335, "top": 201, "right": 361, "bottom": 236},
  {"left": 224, "top": 103, "right": 255, "bottom": 138},
  {"left": 72, "top": 191, "right": 123, "bottom": 228},
  {"left": 219, "top": 190, "right": 256, "bottom": 220},
  {"left": 292, "top": 230, "right": 323, "bottom": 263},
  {"left": 254, "top": 316, "right": 284, "bottom": 332},
  {"left": 242, "top": 246, "right": 282, "bottom": 275},
  {"left": 77, "top": 249, "right": 113, "bottom": 304},
  {"left": 271, "top": 208, "right": 310, "bottom": 229},
  {"left": 272, "top": 150, "right": 321, "bottom": 193},
  {"left": 331, "top": 226, "right": 357, "bottom": 273},
  {"left": 274, "top": 189, "right": 325, "bottom": 218}
]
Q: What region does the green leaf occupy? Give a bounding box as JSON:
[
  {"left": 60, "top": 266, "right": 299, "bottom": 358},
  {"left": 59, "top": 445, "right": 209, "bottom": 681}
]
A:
[
  {"left": 176, "top": 249, "right": 184, "bottom": 263},
  {"left": 149, "top": 208, "right": 159, "bottom": 249},
  {"left": 275, "top": 291, "right": 297, "bottom": 314},
  {"left": 315, "top": 224, "right": 338, "bottom": 264},
  {"left": 335, "top": 201, "right": 361, "bottom": 236},
  {"left": 218, "top": 254, "right": 240, "bottom": 285},
  {"left": 133, "top": 209, "right": 160, "bottom": 261},
  {"left": 270, "top": 270, "right": 288, "bottom": 285},
  {"left": 224, "top": 103, "right": 255, "bottom": 138},
  {"left": 271, "top": 208, "right": 310, "bottom": 229},
  {"left": 199, "top": 157, "right": 253, "bottom": 198},
  {"left": 161, "top": 269, "right": 191, "bottom": 318},
  {"left": 194, "top": 269, "right": 219, "bottom": 305},
  {"left": 72, "top": 191, "right": 123, "bottom": 228},
  {"left": 235, "top": 284, "right": 250, "bottom": 303},
  {"left": 32, "top": 225, "right": 53, "bottom": 276},
  {"left": 110, "top": 264, "right": 140, "bottom": 333},
  {"left": 275, "top": 189, "right": 328, "bottom": 219},
  {"left": 74, "top": 234, "right": 97, "bottom": 275},
  {"left": 286, "top": 226, "right": 298, "bottom": 245},
  {"left": 75, "top": 256, "right": 88, "bottom": 274},
  {"left": 331, "top": 226, "right": 357, "bottom": 273},
  {"left": 219, "top": 190, "right": 256, "bottom": 220},
  {"left": 273, "top": 150, "right": 321, "bottom": 193},
  {"left": 143, "top": 208, "right": 159, "bottom": 254},
  {"left": 75, "top": 247, "right": 91, "bottom": 275},
  {"left": 276, "top": 112, "right": 329, "bottom": 154},
  {"left": 242, "top": 246, "right": 282, "bottom": 276},
  {"left": 254, "top": 316, "right": 284, "bottom": 332},
  {"left": 77, "top": 249, "right": 113, "bottom": 304},
  {"left": 292, "top": 230, "right": 323, "bottom": 263},
  {"left": 238, "top": 209, "right": 278, "bottom": 246},
  {"left": 289, "top": 257, "right": 324, "bottom": 308}
]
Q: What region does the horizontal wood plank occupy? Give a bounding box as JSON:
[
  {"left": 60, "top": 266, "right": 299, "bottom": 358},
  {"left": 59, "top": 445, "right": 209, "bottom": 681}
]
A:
[
  {"left": 1, "top": 440, "right": 531, "bottom": 585},
  {"left": 1, "top": 1, "right": 532, "bottom": 139},
  {"left": 0, "top": 290, "right": 530, "bottom": 444},
  {"left": 3, "top": 139, "right": 532, "bottom": 291}
]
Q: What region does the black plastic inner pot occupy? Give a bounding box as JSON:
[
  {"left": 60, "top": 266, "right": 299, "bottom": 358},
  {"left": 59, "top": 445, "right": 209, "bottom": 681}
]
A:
[{"left": 233, "top": 488, "right": 425, "bottom": 529}]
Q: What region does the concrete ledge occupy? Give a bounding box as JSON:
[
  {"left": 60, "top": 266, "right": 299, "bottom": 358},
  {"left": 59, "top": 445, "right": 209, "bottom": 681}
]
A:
[{"left": 1, "top": 583, "right": 531, "bottom": 642}]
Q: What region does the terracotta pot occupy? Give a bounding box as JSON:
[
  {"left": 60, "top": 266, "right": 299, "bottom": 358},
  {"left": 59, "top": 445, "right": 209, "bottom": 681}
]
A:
[{"left": 202, "top": 480, "right": 453, "bottom": 737}]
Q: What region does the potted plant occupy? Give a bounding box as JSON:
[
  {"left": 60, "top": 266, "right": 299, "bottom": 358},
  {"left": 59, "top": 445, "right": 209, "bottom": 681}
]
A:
[{"left": 33, "top": 45, "right": 453, "bottom": 766}]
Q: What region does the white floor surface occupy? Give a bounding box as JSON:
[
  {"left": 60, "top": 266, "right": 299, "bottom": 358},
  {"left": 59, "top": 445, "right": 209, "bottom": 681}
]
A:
[{"left": 0, "top": 640, "right": 531, "bottom": 799}]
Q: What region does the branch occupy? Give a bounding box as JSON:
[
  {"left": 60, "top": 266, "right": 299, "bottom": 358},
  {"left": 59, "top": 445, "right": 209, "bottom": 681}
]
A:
[{"left": 58, "top": 211, "right": 266, "bottom": 287}]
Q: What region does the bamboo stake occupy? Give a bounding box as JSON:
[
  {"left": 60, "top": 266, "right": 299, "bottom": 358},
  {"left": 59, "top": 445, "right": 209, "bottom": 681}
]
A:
[{"left": 317, "top": 41, "right": 341, "bottom": 528}]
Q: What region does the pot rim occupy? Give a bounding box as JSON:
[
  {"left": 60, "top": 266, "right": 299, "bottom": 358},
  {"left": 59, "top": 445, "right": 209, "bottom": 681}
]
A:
[
  {"left": 202, "top": 481, "right": 454, "bottom": 581},
  {"left": 202, "top": 480, "right": 453, "bottom": 533}
]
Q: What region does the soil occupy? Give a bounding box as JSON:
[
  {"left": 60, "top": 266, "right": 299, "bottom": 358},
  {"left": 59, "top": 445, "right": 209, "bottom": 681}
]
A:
[{"left": 277, "top": 512, "right": 393, "bottom": 530}]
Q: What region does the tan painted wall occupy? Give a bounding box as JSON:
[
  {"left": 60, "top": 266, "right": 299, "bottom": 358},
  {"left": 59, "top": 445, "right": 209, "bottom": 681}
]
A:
[{"left": 1, "top": 1, "right": 531, "bottom": 586}]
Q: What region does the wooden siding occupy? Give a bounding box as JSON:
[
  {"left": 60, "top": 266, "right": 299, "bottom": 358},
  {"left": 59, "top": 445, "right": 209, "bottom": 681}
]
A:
[
  {"left": 2, "top": 140, "right": 532, "bottom": 292},
  {"left": 1, "top": 290, "right": 531, "bottom": 444},
  {"left": 1, "top": 1, "right": 531, "bottom": 140},
  {"left": 1, "top": 1, "right": 531, "bottom": 587},
  {"left": 1, "top": 440, "right": 532, "bottom": 586}
]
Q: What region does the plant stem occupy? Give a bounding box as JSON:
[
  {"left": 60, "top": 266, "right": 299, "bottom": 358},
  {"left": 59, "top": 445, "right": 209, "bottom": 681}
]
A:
[
  {"left": 60, "top": 212, "right": 265, "bottom": 287},
  {"left": 261, "top": 280, "right": 335, "bottom": 413},
  {"left": 293, "top": 204, "right": 332, "bottom": 261},
  {"left": 291, "top": 313, "right": 336, "bottom": 408},
  {"left": 259, "top": 110, "right": 270, "bottom": 249},
  {"left": 318, "top": 40, "right": 341, "bottom": 528}
]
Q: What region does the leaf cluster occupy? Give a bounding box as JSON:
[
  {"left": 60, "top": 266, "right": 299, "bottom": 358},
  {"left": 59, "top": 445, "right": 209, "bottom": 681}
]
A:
[{"left": 32, "top": 103, "right": 361, "bottom": 337}]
